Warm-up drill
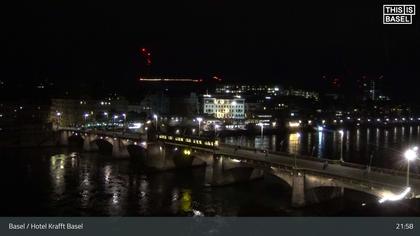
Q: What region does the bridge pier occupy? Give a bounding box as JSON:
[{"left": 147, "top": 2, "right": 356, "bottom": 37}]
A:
[
  {"left": 145, "top": 143, "right": 171, "bottom": 170},
  {"left": 111, "top": 138, "right": 130, "bottom": 158},
  {"left": 144, "top": 143, "right": 207, "bottom": 170},
  {"left": 83, "top": 134, "right": 98, "bottom": 152},
  {"left": 291, "top": 170, "right": 306, "bottom": 207},
  {"left": 204, "top": 155, "right": 263, "bottom": 186},
  {"left": 58, "top": 130, "right": 70, "bottom": 146},
  {"left": 204, "top": 155, "right": 222, "bottom": 186}
]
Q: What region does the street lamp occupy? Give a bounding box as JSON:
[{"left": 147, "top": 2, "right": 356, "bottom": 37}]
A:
[
  {"left": 214, "top": 124, "right": 220, "bottom": 138},
  {"left": 56, "top": 112, "right": 62, "bottom": 128},
  {"left": 338, "top": 129, "right": 344, "bottom": 162},
  {"left": 83, "top": 113, "right": 89, "bottom": 125},
  {"left": 404, "top": 147, "right": 417, "bottom": 186},
  {"left": 153, "top": 114, "right": 158, "bottom": 131},
  {"left": 196, "top": 117, "right": 203, "bottom": 137},
  {"left": 113, "top": 115, "right": 118, "bottom": 131},
  {"left": 122, "top": 113, "right": 127, "bottom": 132},
  {"left": 103, "top": 112, "right": 109, "bottom": 126},
  {"left": 257, "top": 123, "right": 264, "bottom": 143}
]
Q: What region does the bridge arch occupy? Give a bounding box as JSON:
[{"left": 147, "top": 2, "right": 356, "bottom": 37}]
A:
[
  {"left": 126, "top": 144, "right": 147, "bottom": 159},
  {"left": 304, "top": 173, "right": 387, "bottom": 199},
  {"left": 267, "top": 167, "right": 294, "bottom": 187},
  {"left": 68, "top": 134, "right": 84, "bottom": 147},
  {"left": 92, "top": 138, "right": 113, "bottom": 155}
]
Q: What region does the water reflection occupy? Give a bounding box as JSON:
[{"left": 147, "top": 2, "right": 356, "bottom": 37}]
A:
[
  {"left": 288, "top": 132, "right": 301, "bottom": 154},
  {"left": 356, "top": 129, "right": 360, "bottom": 151},
  {"left": 223, "top": 125, "right": 420, "bottom": 169},
  {"left": 50, "top": 154, "right": 66, "bottom": 198},
  {"left": 180, "top": 189, "right": 192, "bottom": 213},
  {"left": 1, "top": 144, "right": 419, "bottom": 216},
  {"left": 317, "top": 131, "right": 324, "bottom": 158}
]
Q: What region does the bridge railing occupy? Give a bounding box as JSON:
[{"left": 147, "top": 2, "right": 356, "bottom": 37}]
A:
[
  {"left": 220, "top": 154, "right": 405, "bottom": 192},
  {"left": 60, "top": 128, "right": 145, "bottom": 140},
  {"left": 220, "top": 143, "right": 420, "bottom": 179},
  {"left": 220, "top": 143, "right": 341, "bottom": 164},
  {"left": 156, "top": 134, "right": 219, "bottom": 148}
]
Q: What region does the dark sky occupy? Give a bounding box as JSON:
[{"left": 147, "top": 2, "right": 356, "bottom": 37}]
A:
[{"left": 1, "top": 1, "right": 420, "bottom": 99}]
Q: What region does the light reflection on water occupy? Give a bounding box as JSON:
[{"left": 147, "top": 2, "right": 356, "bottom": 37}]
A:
[
  {"left": 2, "top": 126, "right": 420, "bottom": 216},
  {"left": 223, "top": 125, "right": 420, "bottom": 169}
]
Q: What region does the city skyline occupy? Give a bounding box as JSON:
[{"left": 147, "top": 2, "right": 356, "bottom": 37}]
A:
[
  {"left": 2, "top": 0, "right": 420, "bottom": 222},
  {"left": 1, "top": 1, "right": 420, "bottom": 100}
]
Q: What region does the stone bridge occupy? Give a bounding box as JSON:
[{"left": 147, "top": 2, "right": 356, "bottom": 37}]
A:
[{"left": 56, "top": 129, "right": 420, "bottom": 207}]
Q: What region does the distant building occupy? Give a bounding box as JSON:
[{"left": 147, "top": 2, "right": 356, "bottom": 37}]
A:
[
  {"left": 284, "top": 88, "right": 319, "bottom": 100},
  {"left": 139, "top": 94, "right": 170, "bottom": 115},
  {"left": 0, "top": 101, "right": 50, "bottom": 129},
  {"left": 202, "top": 95, "right": 245, "bottom": 119},
  {"left": 137, "top": 92, "right": 200, "bottom": 117},
  {"left": 359, "top": 75, "right": 390, "bottom": 101},
  {"left": 215, "top": 84, "right": 283, "bottom": 96},
  {"left": 215, "top": 84, "right": 319, "bottom": 100},
  {"left": 169, "top": 93, "right": 199, "bottom": 117},
  {"left": 49, "top": 97, "right": 129, "bottom": 126}
]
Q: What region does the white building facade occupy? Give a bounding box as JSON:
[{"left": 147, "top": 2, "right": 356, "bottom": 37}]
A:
[{"left": 203, "top": 97, "right": 245, "bottom": 119}]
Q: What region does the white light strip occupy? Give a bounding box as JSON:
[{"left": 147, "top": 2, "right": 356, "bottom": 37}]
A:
[{"left": 378, "top": 187, "right": 411, "bottom": 203}]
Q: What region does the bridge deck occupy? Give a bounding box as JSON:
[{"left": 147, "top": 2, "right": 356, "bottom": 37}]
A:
[
  {"left": 60, "top": 129, "right": 420, "bottom": 198},
  {"left": 216, "top": 145, "right": 420, "bottom": 198}
]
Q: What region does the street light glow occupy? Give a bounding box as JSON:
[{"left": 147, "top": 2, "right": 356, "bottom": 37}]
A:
[
  {"left": 404, "top": 147, "right": 418, "bottom": 187},
  {"left": 378, "top": 187, "right": 411, "bottom": 203},
  {"left": 404, "top": 149, "right": 417, "bottom": 161},
  {"left": 196, "top": 117, "right": 203, "bottom": 136}
]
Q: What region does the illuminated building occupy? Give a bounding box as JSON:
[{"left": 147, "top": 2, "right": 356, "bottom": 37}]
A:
[
  {"left": 215, "top": 84, "right": 282, "bottom": 96},
  {"left": 284, "top": 89, "right": 319, "bottom": 100},
  {"left": 215, "top": 84, "right": 319, "bottom": 100},
  {"left": 49, "top": 98, "right": 129, "bottom": 126},
  {"left": 202, "top": 96, "right": 245, "bottom": 119}
]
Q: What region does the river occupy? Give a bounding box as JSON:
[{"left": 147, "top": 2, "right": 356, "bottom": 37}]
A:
[{"left": 0, "top": 125, "right": 419, "bottom": 216}]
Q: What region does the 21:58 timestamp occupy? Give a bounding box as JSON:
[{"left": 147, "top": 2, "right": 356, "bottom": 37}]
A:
[{"left": 395, "top": 223, "right": 414, "bottom": 230}]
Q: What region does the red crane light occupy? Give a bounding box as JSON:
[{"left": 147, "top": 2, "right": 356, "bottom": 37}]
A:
[{"left": 139, "top": 47, "right": 152, "bottom": 66}]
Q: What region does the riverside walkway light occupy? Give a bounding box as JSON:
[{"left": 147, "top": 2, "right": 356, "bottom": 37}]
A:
[
  {"left": 196, "top": 117, "right": 203, "bottom": 136},
  {"left": 404, "top": 147, "right": 418, "bottom": 186}
]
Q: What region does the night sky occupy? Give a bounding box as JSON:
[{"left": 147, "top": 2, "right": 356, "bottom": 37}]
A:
[{"left": 2, "top": 1, "right": 420, "bottom": 99}]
